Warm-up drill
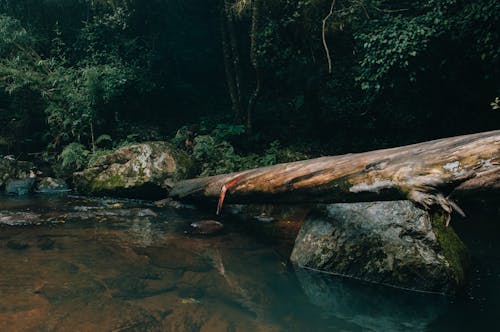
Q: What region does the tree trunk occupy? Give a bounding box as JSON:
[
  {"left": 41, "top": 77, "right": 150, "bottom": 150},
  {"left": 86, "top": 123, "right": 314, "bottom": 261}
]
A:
[
  {"left": 220, "top": 6, "right": 242, "bottom": 120},
  {"left": 223, "top": 0, "right": 244, "bottom": 121},
  {"left": 246, "top": 0, "right": 262, "bottom": 133},
  {"left": 171, "top": 130, "right": 500, "bottom": 220}
]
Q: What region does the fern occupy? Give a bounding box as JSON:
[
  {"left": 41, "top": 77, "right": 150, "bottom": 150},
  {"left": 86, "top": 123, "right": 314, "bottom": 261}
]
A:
[{"left": 58, "top": 143, "right": 90, "bottom": 173}]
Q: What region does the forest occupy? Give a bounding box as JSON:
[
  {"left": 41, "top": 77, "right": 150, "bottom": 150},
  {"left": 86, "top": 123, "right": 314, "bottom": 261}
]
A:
[
  {"left": 0, "top": 0, "right": 498, "bottom": 177},
  {"left": 1, "top": 1, "right": 500, "bottom": 331}
]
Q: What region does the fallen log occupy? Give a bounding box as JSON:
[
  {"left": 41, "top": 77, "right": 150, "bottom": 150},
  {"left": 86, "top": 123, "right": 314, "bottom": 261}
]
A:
[{"left": 170, "top": 130, "right": 500, "bottom": 222}]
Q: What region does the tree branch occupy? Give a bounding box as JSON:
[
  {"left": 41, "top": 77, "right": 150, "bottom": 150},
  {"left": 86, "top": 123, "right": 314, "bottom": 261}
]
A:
[{"left": 322, "top": 0, "right": 337, "bottom": 74}]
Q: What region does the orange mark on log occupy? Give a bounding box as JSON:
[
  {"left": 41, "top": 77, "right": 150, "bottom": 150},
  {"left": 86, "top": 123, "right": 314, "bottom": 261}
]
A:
[{"left": 216, "top": 174, "right": 246, "bottom": 215}]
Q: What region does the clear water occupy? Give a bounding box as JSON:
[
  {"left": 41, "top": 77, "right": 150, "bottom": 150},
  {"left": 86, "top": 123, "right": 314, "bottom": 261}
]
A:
[{"left": 0, "top": 195, "right": 498, "bottom": 331}]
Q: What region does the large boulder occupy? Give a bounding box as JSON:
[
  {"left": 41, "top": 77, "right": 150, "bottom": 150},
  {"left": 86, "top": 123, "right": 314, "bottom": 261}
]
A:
[
  {"left": 73, "top": 142, "right": 195, "bottom": 199},
  {"left": 290, "top": 201, "right": 469, "bottom": 294}
]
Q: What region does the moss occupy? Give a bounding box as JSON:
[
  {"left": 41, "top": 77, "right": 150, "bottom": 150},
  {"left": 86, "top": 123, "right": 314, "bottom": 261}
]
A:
[
  {"left": 38, "top": 178, "right": 52, "bottom": 187},
  {"left": 73, "top": 142, "right": 195, "bottom": 196},
  {"left": 172, "top": 150, "right": 196, "bottom": 180},
  {"left": 431, "top": 213, "right": 470, "bottom": 286},
  {"left": 90, "top": 173, "right": 126, "bottom": 192}
]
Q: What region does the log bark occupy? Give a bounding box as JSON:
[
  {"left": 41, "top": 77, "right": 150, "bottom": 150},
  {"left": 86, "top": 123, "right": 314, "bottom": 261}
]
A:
[{"left": 171, "top": 130, "right": 500, "bottom": 219}]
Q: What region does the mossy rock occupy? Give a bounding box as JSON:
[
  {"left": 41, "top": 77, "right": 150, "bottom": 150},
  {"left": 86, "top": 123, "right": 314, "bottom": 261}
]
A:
[
  {"left": 73, "top": 142, "right": 195, "bottom": 199},
  {"left": 36, "top": 177, "right": 69, "bottom": 193},
  {"left": 0, "top": 159, "right": 34, "bottom": 189},
  {"left": 431, "top": 212, "right": 470, "bottom": 288},
  {"left": 291, "top": 201, "right": 470, "bottom": 294}
]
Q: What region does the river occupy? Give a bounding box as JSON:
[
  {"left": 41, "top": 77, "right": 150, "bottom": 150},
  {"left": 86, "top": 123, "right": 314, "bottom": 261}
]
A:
[{"left": 0, "top": 195, "right": 498, "bottom": 331}]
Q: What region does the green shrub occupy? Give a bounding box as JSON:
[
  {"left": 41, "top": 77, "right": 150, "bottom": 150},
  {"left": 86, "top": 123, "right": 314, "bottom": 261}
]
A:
[
  {"left": 87, "top": 149, "right": 113, "bottom": 167},
  {"left": 95, "top": 134, "right": 113, "bottom": 148},
  {"left": 57, "top": 143, "right": 90, "bottom": 176},
  {"left": 191, "top": 134, "right": 308, "bottom": 177}
]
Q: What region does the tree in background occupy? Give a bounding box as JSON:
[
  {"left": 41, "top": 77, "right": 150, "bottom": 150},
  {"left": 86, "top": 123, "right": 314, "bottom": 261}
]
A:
[
  {"left": 0, "top": 0, "right": 498, "bottom": 159},
  {"left": 234, "top": 0, "right": 500, "bottom": 149},
  {"left": 0, "top": 2, "right": 140, "bottom": 154},
  {"left": 0, "top": 0, "right": 225, "bottom": 155}
]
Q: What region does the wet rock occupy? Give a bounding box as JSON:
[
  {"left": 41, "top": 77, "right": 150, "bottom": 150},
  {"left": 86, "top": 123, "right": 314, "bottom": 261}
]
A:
[
  {"left": 53, "top": 208, "right": 158, "bottom": 222},
  {"left": 36, "top": 177, "right": 69, "bottom": 194},
  {"left": 5, "top": 177, "right": 36, "bottom": 195},
  {"left": 73, "top": 141, "right": 195, "bottom": 199},
  {"left": 94, "top": 208, "right": 158, "bottom": 218},
  {"left": 187, "top": 220, "right": 224, "bottom": 236},
  {"left": 252, "top": 214, "right": 276, "bottom": 223},
  {"left": 290, "top": 201, "right": 469, "bottom": 294},
  {"left": 154, "top": 198, "right": 196, "bottom": 210},
  {"left": 0, "top": 212, "right": 41, "bottom": 226},
  {"left": 0, "top": 158, "right": 34, "bottom": 190}
]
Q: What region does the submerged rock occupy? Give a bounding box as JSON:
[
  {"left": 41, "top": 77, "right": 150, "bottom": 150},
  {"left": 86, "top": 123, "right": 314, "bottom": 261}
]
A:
[
  {"left": 45, "top": 208, "right": 158, "bottom": 224},
  {"left": 154, "top": 198, "right": 196, "bottom": 210},
  {"left": 36, "top": 177, "right": 69, "bottom": 193},
  {"left": 187, "top": 220, "right": 224, "bottom": 236},
  {"left": 290, "top": 201, "right": 469, "bottom": 294},
  {"left": 73, "top": 142, "right": 195, "bottom": 199},
  {"left": 0, "top": 212, "right": 41, "bottom": 226}
]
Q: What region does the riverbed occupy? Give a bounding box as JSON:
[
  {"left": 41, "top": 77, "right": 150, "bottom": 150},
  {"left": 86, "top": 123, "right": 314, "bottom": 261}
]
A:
[{"left": 0, "top": 195, "right": 498, "bottom": 331}]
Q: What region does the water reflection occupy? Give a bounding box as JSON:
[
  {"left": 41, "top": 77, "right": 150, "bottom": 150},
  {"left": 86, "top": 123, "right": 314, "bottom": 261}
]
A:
[
  {"left": 129, "top": 218, "right": 155, "bottom": 247},
  {"left": 295, "top": 267, "right": 447, "bottom": 331},
  {"left": 0, "top": 195, "right": 498, "bottom": 331}
]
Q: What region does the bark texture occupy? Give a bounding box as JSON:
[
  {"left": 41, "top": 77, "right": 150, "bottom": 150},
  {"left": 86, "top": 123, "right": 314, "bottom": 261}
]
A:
[{"left": 171, "top": 130, "right": 500, "bottom": 217}]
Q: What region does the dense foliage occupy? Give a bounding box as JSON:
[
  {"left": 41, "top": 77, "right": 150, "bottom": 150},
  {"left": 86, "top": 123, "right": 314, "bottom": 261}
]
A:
[
  {"left": 250, "top": 0, "right": 500, "bottom": 149},
  {"left": 0, "top": 0, "right": 498, "bottom": 174}
]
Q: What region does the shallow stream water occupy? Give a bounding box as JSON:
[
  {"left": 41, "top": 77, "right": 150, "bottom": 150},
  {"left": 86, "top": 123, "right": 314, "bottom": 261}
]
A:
[{"left": 0, "top": 195, "right": 498, "bottom": 331}]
